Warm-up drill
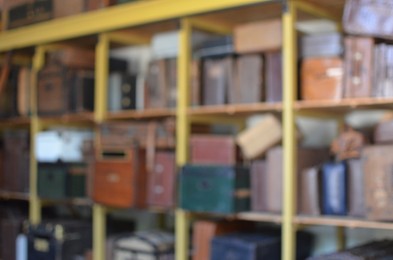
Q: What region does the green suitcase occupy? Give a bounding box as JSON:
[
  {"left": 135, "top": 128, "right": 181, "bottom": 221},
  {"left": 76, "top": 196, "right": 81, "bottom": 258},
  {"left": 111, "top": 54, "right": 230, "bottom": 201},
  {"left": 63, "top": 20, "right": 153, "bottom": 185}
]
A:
[{"left": 179, "top": 165, "right": 250, "bottom": 214}]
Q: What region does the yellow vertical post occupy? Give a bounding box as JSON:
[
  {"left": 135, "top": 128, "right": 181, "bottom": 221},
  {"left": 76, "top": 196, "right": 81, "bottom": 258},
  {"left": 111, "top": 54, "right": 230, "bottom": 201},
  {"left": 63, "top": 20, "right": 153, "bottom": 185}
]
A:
[
  {"left": 93, "top": 33, "right": 109, "bottom": 260},
  {"left": 176, "top": 18, "right": 192, "bottom": 260},
  {"left": 29, "top": 46, "right": 45, "bottom": 224},
  {"left": 282, "top": 1, "right": 297, "bottom": 260}
]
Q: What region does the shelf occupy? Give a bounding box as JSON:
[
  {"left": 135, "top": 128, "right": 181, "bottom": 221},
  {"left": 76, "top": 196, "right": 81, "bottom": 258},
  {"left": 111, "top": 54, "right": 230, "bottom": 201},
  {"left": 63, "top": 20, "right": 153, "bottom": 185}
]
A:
[
  {"left": 41, "top": 198, "right": 93, "bottom": 206},
  {"left": 237, "top": 212, "right": 282, "bottom": 224},
  {"left": 189, "top": 103, "right": 282, "bottom": 117},
  {"left": 295, "top": 215, "right": 393, "bottom": 230},
  {"left": 0, "top": 190, "right": 30, "bottom": 201},
  {"left": 295, "top": 98, "right": 393, "bottom": 114},
  {"left": 0, "top": 117, "right": 31, "bottom": 128},
  {"left": 39, "top": 112, "right": 95, "bottom": 125},
  {"left": 106, "top": 109, "right": 175, "bottom": 120}
]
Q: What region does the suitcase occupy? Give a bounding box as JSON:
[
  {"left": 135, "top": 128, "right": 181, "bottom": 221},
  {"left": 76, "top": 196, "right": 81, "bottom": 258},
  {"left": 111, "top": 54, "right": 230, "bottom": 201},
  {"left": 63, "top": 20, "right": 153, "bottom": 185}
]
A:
[
  {"left": 192, "top": 220, "right": 252, "bottom": 260},
  {"left": 147, "top": 151, "right": 176, "bottom": 208},
  {"left": 17, "top": 67, "right": 31, "bottom": 117},
  {"left": 35, "top": 129, "right": 94, "bottom": 163},
  {"left": 250, "top": 160, "right": 268, "bottom": 212},
  {"left": 321, "top": 162, "right": 347, "bottom": 216},
  {"left": 71, "top": 70, "right": 95, "bottom": 113},
  {"left": 27, "top": 220, "right": 92, "bottom": 260},
  {"left": 53, "top": 0, "right": 87, "bottom": 19},
  {"left": 229, "top": 54, "right": 264, "bottom": 104},
  {"left": 211, "top": 233, "right": 281, "bottom": 260},
  {"left": 190, "top": 135, "right": 238, "bottom": 165},
  {"left": 363, "top": 145, "right": 393, "bottom": 221},
  {"left": 301, "top": 57, "right": 344, "bottom": 101},
  {"left": 299, "top": 167, "right": 321, "bottom": 216},
  {"left": 375, "top": 119, "right": 393, "bottom": 144},
  {"left": 166, "top": 58, "right": 177, "bottom": 108},
  {"left": 194, "top": 36, "right": 234, "bottom": 58},
  {"left": 372, "top": 44, "right": 393, "bottom": 98},
  {"left": 265, "top": 51, "right": 282, "bottom": 103},
  {"left": 5, "top": 0, "right": 51, "bottom": 29},
  {"left": 347, "top": 159, "right": 366, "bottom": 217},
  {"left": 119, "top": 74, "right": 138, "bottom": 110},
  {"left": 234, "top": 19, "right": 282, "bottom": 54},
  {"left": 202, "top": 56, "right": 233, "bottom": 106},
  {"left": 190, "top": 60, "right": 201, "bottom": 107},
  {"left": 180, "top": 165, "right": 250, "bottom": 214},
  {"left": 331, "top": 127, "right": 365, "bottom": 160},
  {"left": 93, "top": 147, "right": 148, "bottom": 208},
  {"left": 145, "top": 60, "right": 167, "bottom": 109},
  {"left": 0, "top": 66, "right": 18, "bottom": 118},
  {"left": 236, "top": 114, "right": 282, "bottom": 160},
  {"left": 87, "top": 0, "right": 115, "bottom": 10},
  {"left": 1, "top": 219, "right": 23, "bottom": 260},
  {"left": 300, "top": 33, "right": 343, "bottom": 58},
  {"left": 99, "top": 122, "right": 148, "bottom": 148},
  {"left": 48, "top": 47, "right": 95, "bottom": 70},
  {"left": 344, "top": 37, "right": 374, "bottom": 98},
  {"left": 343, "top": 0, "right": 393, "bottom": 40},
  {"left": 111, "top": 231, "right": 174, "bottom": 260}
]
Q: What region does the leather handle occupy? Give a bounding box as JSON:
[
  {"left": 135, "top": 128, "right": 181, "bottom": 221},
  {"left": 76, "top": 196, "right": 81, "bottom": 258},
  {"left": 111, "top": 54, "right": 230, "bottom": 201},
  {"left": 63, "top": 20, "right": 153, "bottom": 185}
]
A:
[{"left": 0, "top": 52, "right": 12, "bottom": 95}]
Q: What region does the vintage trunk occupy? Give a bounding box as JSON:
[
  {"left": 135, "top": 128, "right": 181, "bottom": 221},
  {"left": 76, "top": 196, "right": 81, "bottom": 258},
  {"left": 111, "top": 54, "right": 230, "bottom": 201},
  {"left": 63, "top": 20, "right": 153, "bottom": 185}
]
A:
[
  {"left": 48, "top": 47, "right": 95, "bottom": 69},
  {"left": 236, "top": 114, "right": 282, "bottom": 160},
  {"left": 372, "top": 44, "right": 393, "bottom": 98},
  {"left": 147, "top": 151, "right": 176, "bottom": 208},
  {"left": 343, "top": 0, "right": 393, "bottom": 40},
  {"left": 53, "top": 0, "right": 87, "bottom": 19},
  {"left": 87, "top": 0, "right": 116, "bottom": 10},
  {"left": 99, "top": 122, "right": 148, "bottom": 148},
  {"left": 111, "top": 231, "right": 174, "bottom": 260},
  {"left": 192, "top": 220, "right": 252, "bottom": 260},
  {"left": 250, "top": 160, "right": 268, "bottom": 212},
  {"left": 1, "top": 219, "right": 23, "bottom": 260},
  {"left": 211, "top": 233, "right": 281, "bottom": 260},
  {"left": 375, "top": 119, "right": 393, "bottom": 144},
  {"left": 265, "top": 51, "right": 282, "bottom": 103},
  {"left": 301, "top": 57, "right": 344, "bottom": 101},
  {"left": 145, "top": 60, "right": 167, "bottom": 109},
  {"left": 180, "top": 165, "right": 250, "bottom": 214},
  {"left": 363, "top": 145, "right": 393, "bottom": 221},
  {"left": 190, "top": 59, "right": 201, "bottom": 107},
  {"left": 0, "top": 66, "right": 18, "bottom": 118},
  {"left": 347, "top": 159, "right": 366, "bottom": 217},
  {"left": 166, "top": 58, "right": 177, "bottom": 108},
  {"left": 27, "top": 221, "right": 92, "bottom": 260},
  {"left": 234, "top": 19, "right": 282, "bottom": 53},
  {"left": 17, "top": 67, "right": 31, "bottom": 116},
  {"left": 321, "top": 162, "right": 347, "bottom": 216},
  {"left": 5, "top": 0, "right": 52, "bottom": 29},
  {"left": 300, "top": 33, "right": 343, "bottom": 58},
  {"left": 190, "top": 135, "right": 238, "bottom": 165},
  {"left": 229, "top": 54, "right": 264, "bottom": 104},
  {"left": 93, "top": 147, "right": 147, "bottom": 208},
  {"left": 331, "top": 127, "right": 365, "bottom": 160},
  {"left": 344, "top": 37, "right": 374, "bottom": 98},
  {"left": 195, "top": 36, "right": 234, "bottom": 58},
  {"left": 119, "top": 74, "right": 137, "bottom": 110},
  {"left": 202, "top": 56, "right": 233, "bottom": 106},
  {"left": 70, "top": 70, "right": 95, "bottom": 113},
  {"left": 299, "top": 167, "right": 321, "bottom": 216}
]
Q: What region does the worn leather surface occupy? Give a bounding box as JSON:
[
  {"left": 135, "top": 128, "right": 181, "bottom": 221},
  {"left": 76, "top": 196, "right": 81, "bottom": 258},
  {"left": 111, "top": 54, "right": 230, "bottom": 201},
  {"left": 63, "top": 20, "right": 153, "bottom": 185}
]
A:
[
  {"left": 299, "top": 167, "right": 321, "bottom": 216},
  {"left": 265, "top": 51, "right": 282, "bottom": 103},
  {"left": 347, "top": 159, "right": 366, "bottom": 217},
  {"left": 251, "top": 160, "right": 267, "bottom": 212},
  {"left": 301, "top": 33, "right": 343, "bottom": 58}
]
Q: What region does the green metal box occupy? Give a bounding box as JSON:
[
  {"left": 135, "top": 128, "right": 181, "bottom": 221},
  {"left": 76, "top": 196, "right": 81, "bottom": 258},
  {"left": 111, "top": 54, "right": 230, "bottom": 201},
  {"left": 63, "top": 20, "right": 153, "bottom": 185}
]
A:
[{"left": 179, "top": 165, "right": 250, "bottom": 214}]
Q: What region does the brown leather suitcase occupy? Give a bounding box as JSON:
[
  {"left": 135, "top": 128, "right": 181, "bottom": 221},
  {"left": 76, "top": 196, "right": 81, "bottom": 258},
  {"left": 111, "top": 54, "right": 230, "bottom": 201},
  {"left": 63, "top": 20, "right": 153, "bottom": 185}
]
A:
[
  {"left": 250, "top": 160, "right": 267, "bottom": 212},
  {"left": 300, "top": 32, "right": 343, "bottom": 58},
  {"left": 1, "top": 219, "right": 23, "bottom": 260},
  {"left": 99, "top": 122, "right": 148, "bottom": 148},
  {"left": 265, "top": 51, "right": 282, "bottom": 103},
  {"left": 299, "top": 167, "right": 321, "bottom": 216},
  {"left": 147, "top": 151, "right": 175, "bottom": 208},
  {"left": 363, "top": 145, "right": 393, "bottom": 221},
  {"left": 373, "top": 44, "right": 393, "bottom": 98},
  {"left": 17, "top": 67, "right": 31, "bottom": 117},
  {"left": 344, "top": 37, "right": 374, "bottom": 98},
  {"left": 192, "top": 220, "right": 251, "bottom": 260},
  {"left": 343, "top": 0, "right": 393, "bottom": 40},
  {"left": 348, "top": 159, "right": 366, "bottom": 217},
  {"left": 5, "top": 0, "right": 51, "bottom": 29},
  {"left": 331, "top": 126, "right": 365, "bottom": 160},
  {"left": 53, "top": 0, "right": 87, "bottom": 19},
  {"left": 145, "top": 60, "right": 167, "bottom": 109},
  {"left": 166, "top": 58, "right": 177, "bottom": 108},
  {"left": 48, "top": 47, "right": 95, "bottom": 70},
  {"left": 267, "top": 146, "right": 329, "bottom": 213},
  {"left": 301, "top": 57, "right": 344, "bottom": 101},
  {"left": 93, "top": 147, "right": 148, "bottom": 208},
  {"left": 202, "top": 56, "right": 233, "bottom": 106},
  {"left": 87, "top": 0, "right": 116, "bottom": 10},
  {"left": 190, "top": 59, "right": 201, "bottom": 107},
  {"left": 234, "top": 19, "right": 282, "bottom": 54},
  {"left": 190, "top": 135, "right": 238, "bottom": 165},
  {"left": 229, "top": 54, "right": 263, "bottom": 104},
  {"left": 375, "top": 119, "right": 393, "bottom": 144}
]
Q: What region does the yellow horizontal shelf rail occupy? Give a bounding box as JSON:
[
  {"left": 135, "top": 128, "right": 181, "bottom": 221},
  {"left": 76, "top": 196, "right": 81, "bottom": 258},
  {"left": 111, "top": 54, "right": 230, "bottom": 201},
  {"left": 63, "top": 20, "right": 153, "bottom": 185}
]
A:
[{"left": 0, "top": 0, "right": 272, "bottom": 52}]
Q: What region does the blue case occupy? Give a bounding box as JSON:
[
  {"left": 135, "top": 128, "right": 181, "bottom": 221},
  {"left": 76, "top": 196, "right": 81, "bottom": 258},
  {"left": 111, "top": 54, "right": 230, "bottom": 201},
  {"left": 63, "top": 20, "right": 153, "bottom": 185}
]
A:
[{"left": 321, "top": 162, "right": 347, "bottom": 215}]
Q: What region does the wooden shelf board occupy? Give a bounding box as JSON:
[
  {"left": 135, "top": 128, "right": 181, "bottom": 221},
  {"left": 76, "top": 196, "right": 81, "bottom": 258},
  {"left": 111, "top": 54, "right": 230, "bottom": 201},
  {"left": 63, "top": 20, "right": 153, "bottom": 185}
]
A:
[
  {"left": 0, "top": 117, "right": 31, "bottom": 128},
  {"left": 106, "top": 109, "right": 175, "bottom": 120},
  {"left": 41, "top": 198, "right": 93, "bottom": 206},
  {"left": 295, "top": 215, "right": 393, "bottom": 230},
  {"left": 189, "top": 103, "right": 282, "bottom": 116},
  {"left": 39, "top": 112, "right": 95, "bottom": 125},
  {"left": 295, "top": 98, "right": 393, "bottom": 113},
  {"left": 237, "top": 212, "right": 282, "bottom": 223},
  {"left": 0, "top": 190, "right": 30, "bottom": 201}
]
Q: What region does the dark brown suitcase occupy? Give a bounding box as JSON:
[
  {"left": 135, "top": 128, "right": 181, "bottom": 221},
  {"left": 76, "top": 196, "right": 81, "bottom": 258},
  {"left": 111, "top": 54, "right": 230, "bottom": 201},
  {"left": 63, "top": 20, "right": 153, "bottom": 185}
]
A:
[
  {"left": 5, "top": 0, "right": 51, "bottom": 29},
  {"left": 363, "top": 145, "right": 393, "bottom": 221},
  {"left": 190, "top": 60, "right": 201, "bottom": 107},
  {"left": 250, "top": 160, "right": 267, "bottom": 212},
  {"left": 229, "top": 54, "right": 263, "bottom": 104},
  {"left": 190, "top": 135, "right": 238, "bottom": 165},
  {"left": 87, "top": 0, "right": 116, "bottom": 10},
  {"left": 202, "top": 57, "right": 233, "bottom": 106},
  {"left": 265, "top": 51, "right": 282, "bottom": 103},
  {"left": 375, "top": 119, "right": 393, "bottom": 144},
  {"left": 344, "top": 36, "right": 374, "bottom": 98},
  {"left": 48, "top": 47, "right": 95, "bottom": 70},
  {"left": 99, "top": 122, "right": 148, "bottom": 148},
  {"left": 331, "top": 126, "right": 365, "bottom": 160},
  {"left": 301, "top": 57, "right": 344, "bottom": 101},
  {"left": 147, "top": 151, "right": 175, "bottom": 208},
  {"left": 145, "top": 60, "right": 167, "bottom": 109},
  {"left": 299, "top": 167, "right": 321, "bottom": 216},
  {"left": 373, "top": 44, "right": 393, "bottom": 98},
  {"left": 343, "top": 0, "right": 393, "bottom": 40},
  {"left": 267, "top": 146, "right": 329, "bottom": 213},
  {"left": 1, "top": 219, "right": 23, "bottom": 260},
  {"left": 0, "top": 65, "right": 18, "bottom": 118},
  {"left": 93, "top": 147, "right": 147, "bottom": 208},
  {"left": 348, "top": 159, "right": 366, "bottom": 217}
]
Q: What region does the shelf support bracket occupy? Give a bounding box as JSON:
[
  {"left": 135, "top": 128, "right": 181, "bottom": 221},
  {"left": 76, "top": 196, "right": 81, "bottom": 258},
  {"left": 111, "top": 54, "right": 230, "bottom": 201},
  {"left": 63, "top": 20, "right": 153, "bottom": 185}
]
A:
[
  {"left": 282, "top": 1, "right": 297, "bottom": 260},
  {"left": 107, "top": 31, "right": 150, "bottom": 46}
]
